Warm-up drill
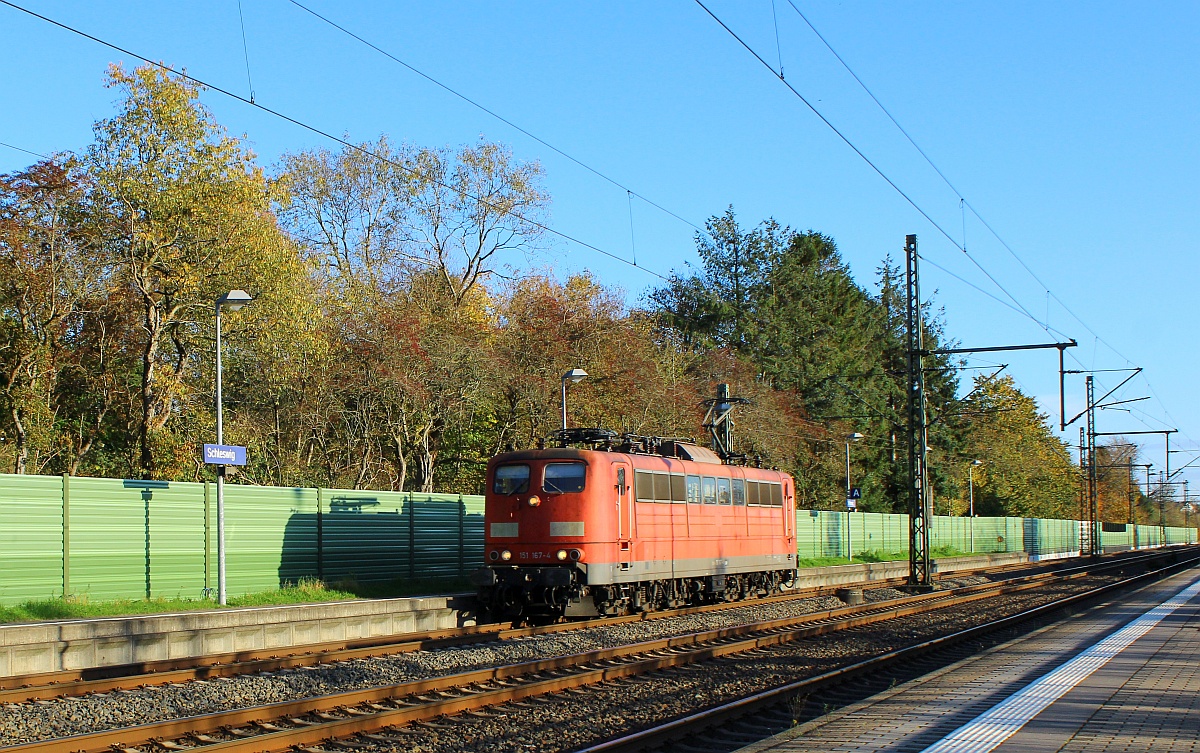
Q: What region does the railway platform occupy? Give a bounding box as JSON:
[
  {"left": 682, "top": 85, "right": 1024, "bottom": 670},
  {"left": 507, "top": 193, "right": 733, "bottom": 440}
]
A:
[{"left": 736, "top": 565, "right": 1200, "bottom": 753}]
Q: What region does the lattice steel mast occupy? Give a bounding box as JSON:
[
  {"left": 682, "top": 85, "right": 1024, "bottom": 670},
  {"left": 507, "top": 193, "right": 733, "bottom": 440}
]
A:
[{"left": 904, "top": 235, "right": 933, "bottom": 590}]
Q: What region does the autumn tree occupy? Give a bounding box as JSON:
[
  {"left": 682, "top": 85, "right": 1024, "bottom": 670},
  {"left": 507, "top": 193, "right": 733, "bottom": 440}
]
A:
[
  {"left": 85, "top": 65, "right": 303, "bottom": 478},
  {"left": 407, "top": 141, "right": 548, "bottom": 305},
  {"left": 958, "top": 375, "right": 1077, "bottom": 518},
  {"left": 650, "top": 210, "right": 962, "bottom": 512},
  {"left": 0, "top": 159, "right": 112, "bottom": 474}
]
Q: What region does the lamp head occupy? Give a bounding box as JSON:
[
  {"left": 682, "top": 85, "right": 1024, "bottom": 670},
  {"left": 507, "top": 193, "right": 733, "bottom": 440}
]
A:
[
  {"left": 217, "top": 289, "right": 253, "bottom": 311},
  {"left": 971, "top": 459, "right": 984, "bottom": 466},
  {"left": 562, "top": 368, "right": 588, "bottom": 384},
  {"left": 846, "top": 432, "right": 864, "bottom": 442}
]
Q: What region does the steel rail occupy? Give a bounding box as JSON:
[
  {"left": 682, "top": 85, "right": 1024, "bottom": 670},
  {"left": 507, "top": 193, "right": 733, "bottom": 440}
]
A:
[
  {"left": 575, "top": 551, "right": 1200, "bottom": 752},
  {"left": 0, "top": 549, "right": 1169, "bottom": 703},
  {"left": 0, "top": 557, "right": 1053, "bottom": 701},
  {"left": 3, "top": 550, "right": 1182, "bottom": 753}
]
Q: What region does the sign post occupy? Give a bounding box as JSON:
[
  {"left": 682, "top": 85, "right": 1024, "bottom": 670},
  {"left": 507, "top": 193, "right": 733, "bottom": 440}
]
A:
[
  {"left": 204, "top": 443, "right": 246, "bottom": 604},
  {"left": 846, "top": 487, "right": 861, "bottom": 561}
]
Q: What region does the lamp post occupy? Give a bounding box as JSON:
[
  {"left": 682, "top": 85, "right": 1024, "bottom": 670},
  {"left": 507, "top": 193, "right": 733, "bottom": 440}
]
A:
[
  {"left": 968, "top": 460, "right": 983, "bottom": 553},
  {"left": 215, "top": 289, "right": 252, "bottom": 606},
  {"left": 561, "top": 368, "right": 588, "bottom": 431},
  {"left": 845, "top": 432, "right": 863, "bottom": 562}
]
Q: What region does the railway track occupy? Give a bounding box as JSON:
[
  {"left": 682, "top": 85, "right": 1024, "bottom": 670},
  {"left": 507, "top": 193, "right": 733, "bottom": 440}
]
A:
[
  {"left": 578, "top": 548, "right": 1200, "bottom": 752},
  {"left": 0, "top": 554, "right": 1062, "bottom": 704},
  {"left": 1, "top": 547, "right": 1191, "bottom": 753}
]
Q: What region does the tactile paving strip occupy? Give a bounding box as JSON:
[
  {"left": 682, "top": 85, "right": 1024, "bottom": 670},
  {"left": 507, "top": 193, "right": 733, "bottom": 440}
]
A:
[{"left": 734, "top": 568, "right": 1200, "bottom": 753}]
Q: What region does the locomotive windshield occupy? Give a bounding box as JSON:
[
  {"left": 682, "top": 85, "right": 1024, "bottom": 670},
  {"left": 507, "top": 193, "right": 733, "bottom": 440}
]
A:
[
  {"left": 493, "top": 464, "right": 530, "bottom": 494},
  {"left": 543, "top": 462, "right": 587, "bottom": 493}
]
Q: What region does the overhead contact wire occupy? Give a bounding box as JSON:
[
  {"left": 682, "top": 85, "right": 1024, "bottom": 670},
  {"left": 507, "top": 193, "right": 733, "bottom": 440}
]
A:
[
  {"left": 0, "top": 140, "right": 47, "bottom": 158},
  {"left": 786, "top": 1, "right": 1144, "bottom": 372},
  {"left": 284, "top": 0, "right": 709, "bottom": 239},
  {"left": 693, "top": 0, "right": 1050, "bottom": 336},
  {"left": 0, "top": 0, "right": 667, "bottom": 281},
  {"left": 743, "top": 3, "right": 1184, "bottom": 439}
]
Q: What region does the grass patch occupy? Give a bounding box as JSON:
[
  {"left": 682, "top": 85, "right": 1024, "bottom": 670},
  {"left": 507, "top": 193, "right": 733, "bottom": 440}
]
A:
[
  {"left": 796, "top": 545, "right": 975, "bottom": 568},
  {"left": 0, "top": 575, "right": 475, "bottom": 625}
]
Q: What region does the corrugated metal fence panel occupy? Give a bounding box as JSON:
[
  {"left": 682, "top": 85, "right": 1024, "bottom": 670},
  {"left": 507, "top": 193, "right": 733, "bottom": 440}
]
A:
[
  {"left": 1165, "top": 525, "right": 1196, "bottom": 545},
  {"left": 320, "top": 492, "right": 483, "bottom": 585},
  {"left": 795, "top": 510, "right": 835, "bottom": 558},
  {"left": 1137, "top": 525, "right": 1160, "bottom": 548},
  {"left": 462, "top": 494, "right": 486, "bottom": 570},
  {"left": 68, "top": 477, "right": 155, "bottom": 601},
  {"left": 1098, "top": 523, "right": 1132, "bottom": 552},
  {"left": 1030, "top": 517, "right": 1079, "bottom": 555},
  {"left": 411, "top": 494, "right": 467, "bottom": 579},
  {"left": 854, "top": 512, "right": 907, "bottom": 555},
  {"left": 225, "top": 485, "right": 318, "bottom": 595},
  {"left": 69, "top": 476, "right": 207, "bottom": 601},
  {"left": 135, "top": 479, "right": 206, "bottom": 599},
  {"left": 320, "top": 489, "right": 409, "bottom": 586},
  {"left": 794, "top": 512, "right": 1090, "bottom": 560},
  {"left": 962, "top": 518, "right": 1009, "bottom": 553},
  {"left": 0, "top": 473, "right": 65, "bottom": 603}
]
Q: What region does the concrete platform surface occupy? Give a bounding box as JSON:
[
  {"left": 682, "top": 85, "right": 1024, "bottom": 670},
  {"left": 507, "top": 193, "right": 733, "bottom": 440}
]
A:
[
  {"left": 0, "top": 594, "right": 476, "bottom": 677},
  {"left": 736, "top": 565, "right": 1200, "bottom": 753}
]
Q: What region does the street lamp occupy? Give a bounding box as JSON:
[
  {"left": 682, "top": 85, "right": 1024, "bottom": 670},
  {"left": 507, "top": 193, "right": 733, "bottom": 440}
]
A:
[
  {"left": 969, "top": 459, "right": 983, "bottom": 553},
  {"left": 845, "top": 432, "right": 863, "bottom": 562},
  {"left": 561, "top": 368, "right": 588, "bottom": 431},
  {"left": 215, "top": 289, "right": 252, "bottom": 606}
]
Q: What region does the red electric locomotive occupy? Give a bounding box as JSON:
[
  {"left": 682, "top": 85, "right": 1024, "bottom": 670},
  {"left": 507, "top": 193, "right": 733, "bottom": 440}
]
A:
[{"left": 472, "top": 410, "right": 798, "bottom": 622}]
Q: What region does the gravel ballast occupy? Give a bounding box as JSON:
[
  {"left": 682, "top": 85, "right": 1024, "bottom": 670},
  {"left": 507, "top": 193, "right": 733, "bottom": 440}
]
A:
[{"left": 0, "top": 573, "right": 1116, "bottom": 750}]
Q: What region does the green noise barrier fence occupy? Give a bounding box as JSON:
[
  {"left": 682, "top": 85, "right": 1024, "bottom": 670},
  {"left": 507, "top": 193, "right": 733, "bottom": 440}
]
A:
[
  {"left": 0, "top": 472, "right": 1196, "bottom": 605},
  {"left": 794, "top": 510, "right": 1196, "bottom": 560},
  {"left": 0, "top": 473, "right": 484, "bottom": 604}
]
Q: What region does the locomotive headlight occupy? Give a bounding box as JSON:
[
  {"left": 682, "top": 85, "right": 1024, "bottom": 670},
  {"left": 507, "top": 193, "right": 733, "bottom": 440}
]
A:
[
  {"left": 500, "top": 550, "right": 512, "bottom": 561},
  {"left": 569, "top": 549, "right": 582, "bottom": 561},
  {"left": 527, "top": 495, "right": 541, "bottom": 507},
  {"left": 556, "top": 549, "right": 568, "bottom": 561},
  {"left": 489, "top": 550, "right": 500, "bottom": 561}
]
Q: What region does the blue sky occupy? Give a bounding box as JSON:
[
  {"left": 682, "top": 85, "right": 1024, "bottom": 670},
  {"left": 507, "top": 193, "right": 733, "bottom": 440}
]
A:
[{"left": 2, "top": 2, "right": 1197, "bottom": 487}]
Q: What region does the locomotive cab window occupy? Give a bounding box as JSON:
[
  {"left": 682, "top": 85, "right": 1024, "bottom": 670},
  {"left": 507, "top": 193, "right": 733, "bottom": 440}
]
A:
[
  {"left": 732, "top": 479, "right": 746, "bottom": 506},
  {"left": 493, "top": 464, "right": 530, "bottom": 495},
  {"left": 686, "top": 475, "right": 701, "bottom": 505},
  {"left": 543, "top": 462, "right": 587, "bottom": 494}
]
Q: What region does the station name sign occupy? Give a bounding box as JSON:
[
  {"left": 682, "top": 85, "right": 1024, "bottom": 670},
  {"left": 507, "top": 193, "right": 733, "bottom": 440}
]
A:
[{"left": 203, "top": 444, "right": 247, "bottom": 466}]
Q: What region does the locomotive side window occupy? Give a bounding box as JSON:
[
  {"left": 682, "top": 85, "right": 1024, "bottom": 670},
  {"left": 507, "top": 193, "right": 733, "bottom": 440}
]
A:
[
  {"left": 653, "top": 473, "right": 672, "bottom": 502},
  {"left": 770, "top": 482, "right": 784, "bottom": 507},
  {"left": 717, "top": 478, "right": 731, "bottom": 505},
  {"left": 732, "top": 479, "right": 746, "bottom": 506},
  {"left": 544, "top": 462, "right": 587, "bottom": 493},
  {"left": 493, "top": 464, "right": 530, "bottom": 495},
  {"left": 702, "top": 477, "right": 717, "bottom": 504},
  {"left": 635, "top": 470, "right": 655, "bottom": 502},
  {"left": 747, "top": 480, "right": 760, "bottom": 506},
  {"left": 686, "top": 475, "right": 701, "bottom": 504},
  {"left": 670, "top": 474, "right": 687, "bottom": 502}
]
